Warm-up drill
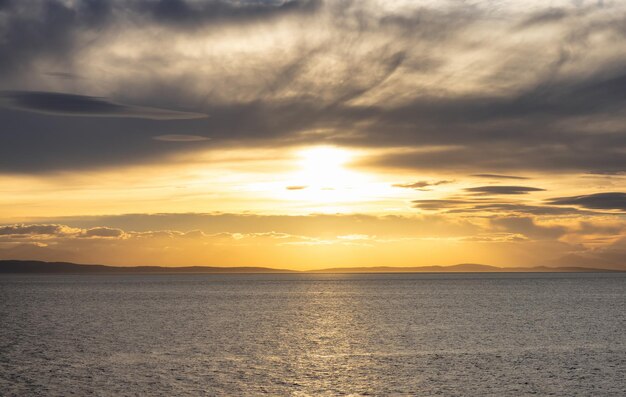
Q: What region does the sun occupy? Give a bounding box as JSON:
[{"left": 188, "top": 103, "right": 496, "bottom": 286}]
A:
[
  {"left": 276, "top": 146, "right": 372, "bottom": 208},
  {"left": 239, "top": 145, "right": 395, "bottom": 213},
  {"left": 297, "top": 146, "right": 353, "bottom": 186}
]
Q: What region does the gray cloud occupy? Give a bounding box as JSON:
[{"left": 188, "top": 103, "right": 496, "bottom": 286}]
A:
[
  {"left": 465, "top": 186, "right": 546, "bottom": 195},
  {"left": 153, "top": 134, "right": 211, "bottom": 142},
  {"left": 0, "top": 224, "right": 124, "bottom": 239},
  {"left": 140, "top": 0, "right": 320, "bottom": 27},
  {"left": 79, "top": 227, "right": 125, "bottom": 238},
  {"left": 0, "top": 0, "right": 318, "bottom": 76},
  {"left": 0, "top": 0, "right": 114, "bottom": 76},
  {"left": 0, "top": 106, "right": 214, "bottom": 173},
  {"left": 547, "top": 192, "right": 626, "bottom": 211},
  {"left": 392, "top": 180, "right": 452, "bottom": 191},
  {"left": 411, "top": 199, "right": 477, "bottom": 211},
  {"left": 447, "top": 203, "right": 590, "bottom": 216},
  {"left": 0, "top": 1, "right": 625, "bottom": 174},
  {"left": 517, "top": 8, "right": 569, "bottom": 28},
  {"left": 2, "top": 91, "right": 208, "bottom": 120},
  {"left": 490, "top": 217, "right": 568, "bottom": 240},
  {"left": 412, "top": 198, "right": 597, "bottom": 216},
  {"left": 364, "top": 141, "right": 626, "bottom": 174},
  {"left": 471, "top": 174, "right": 529, "bottom": 180},
  {"left": 0, "top": 224, "right": 74, "bottom": 236}
]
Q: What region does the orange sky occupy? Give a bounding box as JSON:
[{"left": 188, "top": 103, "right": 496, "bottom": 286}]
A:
[{"left": 1, "top": 0, "right": 625, "bottom": 270}]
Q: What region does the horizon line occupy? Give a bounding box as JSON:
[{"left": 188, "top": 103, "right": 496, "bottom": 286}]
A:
[{"left": 0, "top": 260, "right": 623, "bottom": 274}]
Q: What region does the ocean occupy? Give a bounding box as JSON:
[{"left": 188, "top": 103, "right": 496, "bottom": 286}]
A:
[{"left": 1, "top": 272, "right": 624, "bottom": 396}]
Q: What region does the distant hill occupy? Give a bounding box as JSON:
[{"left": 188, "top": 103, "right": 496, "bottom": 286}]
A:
[
  {"left": 0, "top": 260, "right": 622, "bottom": 274},
  {"left": 0, "top": 260, "right": 295, "bottom": 274},
  {"left": 308, "top": 264, "right": 621, "bottom": 273}
]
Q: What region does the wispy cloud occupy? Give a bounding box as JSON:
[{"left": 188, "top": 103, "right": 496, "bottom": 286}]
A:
[
  {"left": 392, "top": 180, "right": 452, "bottom": 191},
  {"left": 153, "top": 134, "right": 211, "bottom": 142},
  {"left": 547, "top": 192, "right": 626, "bottom": 211},
  {"left": 1, "top": 91, "right": 208, "bottom": 120},
  {"left": 471, "top": 174, "right": 529, "bottom": 180},
  {"left": 465, "top": 186, "right": 546, "bottom": 195}
]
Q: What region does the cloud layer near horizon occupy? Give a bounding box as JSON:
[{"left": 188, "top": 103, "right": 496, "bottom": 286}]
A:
[{"left": 1, "top": 212, "right": 625, "bottom": 270}]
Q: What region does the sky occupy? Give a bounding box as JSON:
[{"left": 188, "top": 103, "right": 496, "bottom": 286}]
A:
[{"left": 1, "top": 0, "right": 625, "bottom": 270}]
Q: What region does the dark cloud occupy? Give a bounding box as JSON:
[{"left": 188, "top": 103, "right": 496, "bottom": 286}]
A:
[
  {"left": 1, "top": 91, "right": 207, "bottom": 120},
  {"left": 412, "top": 198, "right": 596, "bottom": 216},
  {"left": 0, "top": 1, "right": 625, "bottom": 174},
  {"left": 0, "top": 224, "right": 73, "bottom": 236},
  {"left": 471, "top": 174, "right": 529, "bottom": 180},
  {"left": 411, "top": 199, "right": 476, "bottom": 211},
  {"left": 392, "top": 180, "right": 452, "bottom": 191},
  {"left": 0, "top": 105, "right": 216, "bottom": 173},
  {"left": 351, "top": 66, "right": 626, "bottom": 173},
  {"left": 364, "top": 141, "right": 626, "bottom": 174},
  {"left": 547, "top": 192, "right": 626, "bottom": 211},
  {"left": 0, "top": 0, "right": 113, "bottom": 75},
  {"left": 80, "top": 227, "right": 125, "bottom": 238},
  {"left": 153, "top": 134, "right": 211, "bottom": 142},
  {"left": 517, "top": 8, "right": 569, "bottom": 28},
  {"left": 286, "top": 185, "right": 307, "bottom": 190},
  {"left": 141, "top": 0, "right": 320, "bottom": 27},
  {"left": 585, "top": 170, "right": 626, "bottom": 176},
  {"left": 490, "top": 217, "right": 568, "bottom": 240},
  {"left": 0, "top": 0, "right": 318, "bottom": 75},
  {"left": 577, "top": 221, "right": 625, "bottom": 236},
  {"left": 0, "top": 224, "right": 128, "bottom": 240},
  {"left": 45, "top": 72, "right": 83, "bottom": 80},
  {"left": 447, "top": 203, "right": 588, "bottom": 216},
  {"left": 465, "top": 186, "right": 546, "bottom": 195}
]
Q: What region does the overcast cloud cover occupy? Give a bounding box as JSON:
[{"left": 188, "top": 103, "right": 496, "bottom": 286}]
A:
[{"left": 1, "top": 0, "right": 625, "bottom": 173}]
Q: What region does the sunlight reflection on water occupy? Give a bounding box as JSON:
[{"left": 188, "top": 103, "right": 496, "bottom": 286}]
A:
[{"left": 1, "top": 273, "right": 624, "bottom": 396}]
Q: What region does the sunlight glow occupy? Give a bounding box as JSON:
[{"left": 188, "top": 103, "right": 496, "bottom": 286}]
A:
[
  {"left": 278, "top": 146, "right": 377, "bottom": 210},
  {"left": 297, "top": 146, "right": 353, "bottom": 186}
]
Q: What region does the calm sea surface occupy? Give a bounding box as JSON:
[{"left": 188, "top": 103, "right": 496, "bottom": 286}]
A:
[{"left": 0, "top": 273, "right": 624, "bottom": 396}]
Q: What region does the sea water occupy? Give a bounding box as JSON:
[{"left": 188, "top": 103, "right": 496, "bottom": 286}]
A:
[{"left": 1, "top": 273, "right": 624, "bottom": 396}]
